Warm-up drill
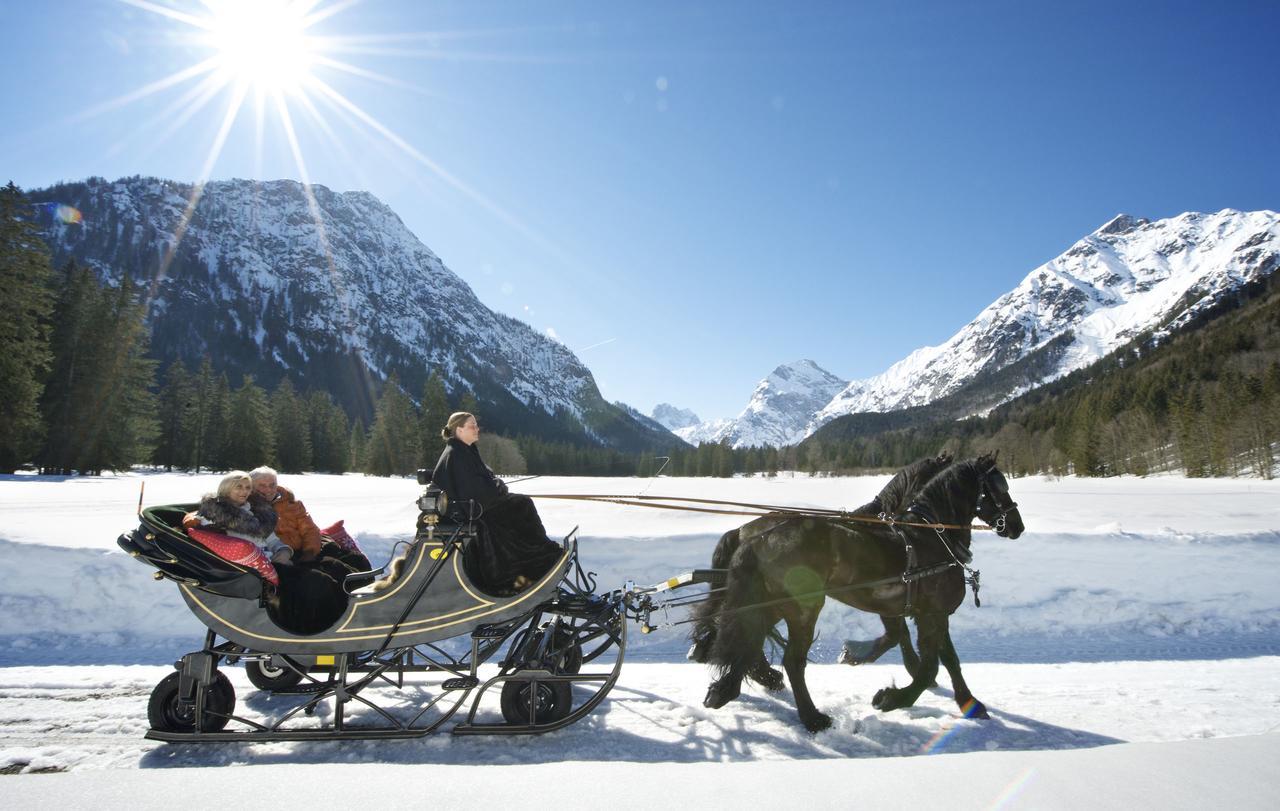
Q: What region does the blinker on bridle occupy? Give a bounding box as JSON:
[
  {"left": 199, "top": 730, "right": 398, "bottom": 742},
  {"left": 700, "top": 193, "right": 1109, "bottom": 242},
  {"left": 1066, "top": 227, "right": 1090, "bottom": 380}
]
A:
[{"left": 978, "top": 469, "right": 1018, "bottom": 534}]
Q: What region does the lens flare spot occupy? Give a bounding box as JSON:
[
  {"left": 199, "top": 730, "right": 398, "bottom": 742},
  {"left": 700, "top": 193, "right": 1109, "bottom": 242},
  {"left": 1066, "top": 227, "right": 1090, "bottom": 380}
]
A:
[
  {"left": 782, "top": 565, "right": 824, "bottom": 606},
  {"left": 44, "top": 203, "right": 83, "bottom": 225}
]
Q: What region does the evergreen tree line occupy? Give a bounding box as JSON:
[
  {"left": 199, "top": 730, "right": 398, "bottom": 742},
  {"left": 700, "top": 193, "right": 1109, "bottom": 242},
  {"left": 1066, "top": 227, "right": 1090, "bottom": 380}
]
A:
[
  {"left": 1, "top": 182, "right": 158, "bottom": 474},
  {"left": 152, "top": 364, "right": 536, "bottom": 477}
]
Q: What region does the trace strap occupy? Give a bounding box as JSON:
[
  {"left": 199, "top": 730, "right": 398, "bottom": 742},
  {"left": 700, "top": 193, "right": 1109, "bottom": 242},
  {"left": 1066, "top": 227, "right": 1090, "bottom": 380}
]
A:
[{"left": 531, "top": 493, "right": 995, "bottom": 532}]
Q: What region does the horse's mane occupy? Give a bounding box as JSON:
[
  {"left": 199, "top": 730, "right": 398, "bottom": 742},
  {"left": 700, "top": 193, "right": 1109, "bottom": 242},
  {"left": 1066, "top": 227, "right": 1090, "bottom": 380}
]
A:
[
  {"left": 911, "top": 455, "right": 988, "bottom": 514},
  {"left": 875, "top": 452, "right": 952, "bottom": 515}
]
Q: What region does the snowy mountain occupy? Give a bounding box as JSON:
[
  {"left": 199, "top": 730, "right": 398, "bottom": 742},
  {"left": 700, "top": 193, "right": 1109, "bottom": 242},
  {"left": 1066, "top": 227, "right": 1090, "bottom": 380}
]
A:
[
  {"left": 701, "top": 210, "right": 1280, "bottom": 447},
  {"left": 680, "top": 360, "right": 847, "bottom": 447},
  {"left": 651, "top": 403, "right": 701, "bottom": 431},
  {"left": 32, "top": 176, "right": 676, "bottom": 451},
  {"left": 615, "top": 401, "right": 687, "bottom": 442}
]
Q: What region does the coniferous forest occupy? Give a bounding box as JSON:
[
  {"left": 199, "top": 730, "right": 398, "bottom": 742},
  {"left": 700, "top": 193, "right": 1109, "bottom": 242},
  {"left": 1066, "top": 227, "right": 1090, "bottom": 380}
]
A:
[{"left": 2, "top": 180, "right": 1277, "bottom": 480}]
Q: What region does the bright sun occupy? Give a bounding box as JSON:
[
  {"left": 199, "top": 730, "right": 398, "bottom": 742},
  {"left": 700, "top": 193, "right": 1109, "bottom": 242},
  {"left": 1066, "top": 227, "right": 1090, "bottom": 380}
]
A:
[
  {"left": 207, "top": 0, "right": 314, "bottom": 93},
  {"left": 103, "top": 0, "right": 521, "bottom": 264}
]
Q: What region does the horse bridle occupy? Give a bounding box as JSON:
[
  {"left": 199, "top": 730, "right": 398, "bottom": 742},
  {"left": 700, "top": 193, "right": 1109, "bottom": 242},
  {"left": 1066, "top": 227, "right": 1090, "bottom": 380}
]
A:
[{"left": 978, "top": 467, "right": 1018, "bottom": 535}]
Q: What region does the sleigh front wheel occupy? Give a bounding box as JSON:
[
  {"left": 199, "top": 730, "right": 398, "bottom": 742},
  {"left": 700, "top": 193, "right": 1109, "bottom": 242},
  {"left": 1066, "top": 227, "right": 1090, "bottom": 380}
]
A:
[{"left": 147, "top": 671, "right": 235, "bottom": 733}]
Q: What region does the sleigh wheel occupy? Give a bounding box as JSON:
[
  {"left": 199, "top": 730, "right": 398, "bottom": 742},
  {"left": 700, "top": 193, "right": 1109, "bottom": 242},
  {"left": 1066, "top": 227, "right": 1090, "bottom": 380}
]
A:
[
  {"left": 537, "top": 625, "right": 584, "bottom": 675},
  {"left": 500, "top": 679, "right": 572, "bottom": 726},
  {"left": 147, "top": 671, "right": 235, "bottom": 733},
  {"left": 245, "top": 659, "right": 304, "bottom": 691}
]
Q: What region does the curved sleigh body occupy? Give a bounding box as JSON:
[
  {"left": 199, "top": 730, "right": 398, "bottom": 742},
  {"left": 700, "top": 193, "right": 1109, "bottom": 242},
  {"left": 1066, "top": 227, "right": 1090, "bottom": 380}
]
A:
[{"left": 118, "top": 496, "right": 626, "bottom": 743}]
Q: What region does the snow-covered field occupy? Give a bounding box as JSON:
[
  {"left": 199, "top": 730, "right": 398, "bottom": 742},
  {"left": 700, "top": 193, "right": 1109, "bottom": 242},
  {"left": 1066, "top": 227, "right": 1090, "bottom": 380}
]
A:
[{"left": 2, "top": 471, "right": 1279, "bottom": 808}]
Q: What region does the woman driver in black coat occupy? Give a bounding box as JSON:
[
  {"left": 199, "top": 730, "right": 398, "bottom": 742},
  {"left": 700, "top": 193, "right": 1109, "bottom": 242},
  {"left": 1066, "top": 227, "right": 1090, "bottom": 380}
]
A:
[{"left": 432, "top": 411, "right": 562, "bottom": 592}]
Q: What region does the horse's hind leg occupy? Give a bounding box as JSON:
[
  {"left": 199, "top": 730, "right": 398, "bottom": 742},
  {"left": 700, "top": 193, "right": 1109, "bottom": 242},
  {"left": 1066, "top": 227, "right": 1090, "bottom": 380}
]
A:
[
  {"left": 938, "top": 621, "right": 989, "bottom": 719},
  {"left": 780, "top": 603, "right": 831, "bottom": 733},
  {"left": 688, "top": 529, "right": 740, "bottom": 663},
  {"left": 703, "top": 544, "right": 772, "bottom": 710},
  {"left": 839, "top": 615, "right": 911, "bottom": 667},
  {"left": 872, "top": 613, "right": 942, "bottom": 713}
]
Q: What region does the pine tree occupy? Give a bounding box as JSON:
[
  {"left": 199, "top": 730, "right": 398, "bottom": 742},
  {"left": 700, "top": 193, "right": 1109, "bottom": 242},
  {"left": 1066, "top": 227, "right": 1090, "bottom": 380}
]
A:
[
  {"left": 155, "top": 360, "right": 196, "bottom": 470},
  {"left": 89, "top": 277, "right": 158, "bottom": 472},
  {"left": 366, "top": 373, "right": 418, "bottom": 476},
  {"left": 190, "top": 359, "right": 225, "bottom": 472},
  {"left": 457, "top": 391, "right": 480, "bottom": 417},
  {"left": 202, "top": 372, "right": 233, "bottom": 472},
  {"left": 36, "top": 262, "right": 97, "bottom": 473},
  {"left": 307, "top": 390, "right": 349, "bottom": 473},
  {"left": 0, "top": 182, "right": 55, "bottom": 471},
  {"left": 418, "top": 371, "right": 450, "bottom": 466},
  {"left": 270, "top": 377, "right": 312, "bottom": 473},
  {"left": 223, "top": 375, "right": 274, "bottom": 470},
  {"left": 37, "top": 269, "right": 157, "bottom": 474},
  {"left": 349, "top": 418, "right": 368, "bottom": 472}
]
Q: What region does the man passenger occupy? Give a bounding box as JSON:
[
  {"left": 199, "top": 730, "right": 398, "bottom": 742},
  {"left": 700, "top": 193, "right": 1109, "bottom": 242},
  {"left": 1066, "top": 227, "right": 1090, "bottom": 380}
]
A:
[{"left": 249, "top": 466, "right": 371, "bottom": 575}]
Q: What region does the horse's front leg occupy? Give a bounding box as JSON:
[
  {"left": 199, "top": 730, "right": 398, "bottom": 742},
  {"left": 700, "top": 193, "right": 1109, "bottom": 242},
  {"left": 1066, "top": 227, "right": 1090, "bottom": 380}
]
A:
[
  {"left": 938, "top": 619, "right": 989, "bottom": 719},
  {"left": 873, "top": 613, "right": 941, "bottom": 713},
  {"left": 781, "top": 603, "right": 830, "bottom": 733}
]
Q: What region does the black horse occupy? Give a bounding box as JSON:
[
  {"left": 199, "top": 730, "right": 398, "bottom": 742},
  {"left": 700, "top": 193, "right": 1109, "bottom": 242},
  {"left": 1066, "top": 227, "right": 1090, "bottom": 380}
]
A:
[
  {"left": 699, "top": 453, "right": 1024, "bottom": 732},
  {"left": 687, "top": 452, "right": 956, "bottom": 689}
]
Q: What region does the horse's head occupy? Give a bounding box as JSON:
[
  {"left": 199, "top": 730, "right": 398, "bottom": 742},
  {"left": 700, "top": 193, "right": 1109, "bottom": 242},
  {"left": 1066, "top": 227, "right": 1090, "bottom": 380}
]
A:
[{"left": 974, "top": 452, "right": 1024, "bottom": 539}]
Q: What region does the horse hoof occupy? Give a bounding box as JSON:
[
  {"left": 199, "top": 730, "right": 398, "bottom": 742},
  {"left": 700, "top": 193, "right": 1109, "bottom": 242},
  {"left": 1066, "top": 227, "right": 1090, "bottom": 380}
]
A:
[
  {"left": 802, "top": 712, "right": 833, "bottom": 733},
  {"left": 703, "top": 683, "right": 739, "bottom": 709},
  {"left": 960, "top": 698, "right": 990, "bottom": 719},
  {"left": 872, "top": 687, "right": 900, "bottom": 712},
  {"left": 838, "top": 640, "right": 877, "bottom": 666}
]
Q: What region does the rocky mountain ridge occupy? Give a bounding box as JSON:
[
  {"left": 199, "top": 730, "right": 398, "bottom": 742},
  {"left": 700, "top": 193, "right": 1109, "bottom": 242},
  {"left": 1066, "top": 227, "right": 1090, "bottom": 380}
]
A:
[
  {"left": 686, "top": 209, "right": 1280, "bottom": 448},
  {"left": 33, "top": 176, "right": 676, "bottom": 451}
]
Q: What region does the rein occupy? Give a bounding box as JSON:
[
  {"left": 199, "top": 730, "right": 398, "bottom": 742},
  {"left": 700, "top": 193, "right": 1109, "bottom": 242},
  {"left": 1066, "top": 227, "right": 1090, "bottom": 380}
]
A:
[{"left": 530, "top": 493, "right": 995, "bottom": 532}]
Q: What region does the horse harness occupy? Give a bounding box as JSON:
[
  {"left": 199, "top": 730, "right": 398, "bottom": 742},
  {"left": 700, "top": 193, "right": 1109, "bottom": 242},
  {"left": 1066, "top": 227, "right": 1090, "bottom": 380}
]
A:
[{"left": 875, "top": 502, "right": 981, "bottom": 616}]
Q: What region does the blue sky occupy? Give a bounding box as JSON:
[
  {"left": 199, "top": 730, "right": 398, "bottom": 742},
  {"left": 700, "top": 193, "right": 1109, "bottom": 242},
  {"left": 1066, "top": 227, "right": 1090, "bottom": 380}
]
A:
[{"left": 3, "top": 1, "right": 1277, "bottom": 421}]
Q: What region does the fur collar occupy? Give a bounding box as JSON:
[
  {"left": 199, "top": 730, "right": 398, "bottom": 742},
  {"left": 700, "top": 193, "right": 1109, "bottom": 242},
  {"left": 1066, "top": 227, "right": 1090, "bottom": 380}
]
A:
[{"left": 197, "top": 494, "right": 279, "bottom": 537}]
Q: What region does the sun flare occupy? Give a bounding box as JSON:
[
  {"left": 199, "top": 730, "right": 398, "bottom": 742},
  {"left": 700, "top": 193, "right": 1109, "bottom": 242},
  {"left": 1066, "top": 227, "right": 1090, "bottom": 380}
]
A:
[
  {"left": 100, "top": 0, "right": 547, "bottom": 287},
  {"left": 206, "top": 0, "right": 315, "bottom": 93}
]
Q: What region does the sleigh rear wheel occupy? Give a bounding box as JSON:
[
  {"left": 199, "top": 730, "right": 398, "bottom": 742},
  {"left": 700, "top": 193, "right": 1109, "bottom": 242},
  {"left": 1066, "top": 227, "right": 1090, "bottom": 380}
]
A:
[
  {"left": 147, "top": 671, "right": 235, "bottom": 733},
  {"left": 245, "top": 658, "right": 305, "bottom": 691}
]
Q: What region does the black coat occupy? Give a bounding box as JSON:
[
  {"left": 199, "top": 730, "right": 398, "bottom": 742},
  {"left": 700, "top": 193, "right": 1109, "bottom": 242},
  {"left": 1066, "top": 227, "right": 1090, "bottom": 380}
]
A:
[
  {"left": 430, "top": 438, "right": 559, "bottom": 590},
  {"left": 431, "top": 438, "right": 508, "bottom": 520}
]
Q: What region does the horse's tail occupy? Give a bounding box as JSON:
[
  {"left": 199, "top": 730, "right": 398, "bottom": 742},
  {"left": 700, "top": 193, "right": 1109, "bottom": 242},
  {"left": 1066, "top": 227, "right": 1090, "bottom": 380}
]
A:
[
  {"left": 687, "top": 527, "right": 739, "bottom": 662},
  {"left": 706, "top": 539, "right": 771, "bottom": 678}
]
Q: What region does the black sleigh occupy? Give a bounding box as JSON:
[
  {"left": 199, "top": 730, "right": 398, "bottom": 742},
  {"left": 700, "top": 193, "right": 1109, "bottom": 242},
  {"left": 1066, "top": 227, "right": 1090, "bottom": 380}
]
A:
[{"left": 117, "top": 474, "right": 626, "bottom": 743}]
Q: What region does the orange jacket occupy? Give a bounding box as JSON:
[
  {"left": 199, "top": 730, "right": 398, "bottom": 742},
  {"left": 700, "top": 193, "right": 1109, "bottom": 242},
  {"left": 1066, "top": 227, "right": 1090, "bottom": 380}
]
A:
[{"left": 270, "top": 485, "right": 323, "bottom": 557}]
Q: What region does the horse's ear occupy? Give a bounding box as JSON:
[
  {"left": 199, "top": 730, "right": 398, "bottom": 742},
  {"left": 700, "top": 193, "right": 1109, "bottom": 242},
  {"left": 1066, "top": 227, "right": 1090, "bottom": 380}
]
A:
[{"left": 977, "top": 451, "right": 998, "bottom": 470}]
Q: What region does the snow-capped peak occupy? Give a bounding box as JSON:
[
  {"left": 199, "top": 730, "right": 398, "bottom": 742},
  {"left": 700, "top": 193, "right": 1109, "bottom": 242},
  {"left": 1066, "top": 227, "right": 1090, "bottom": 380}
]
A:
[
  {"left": 651, "top": 403, "right": 701, "bottom": 431},
  {"left": 680, "top": 360, "right": 847, "bottom": 447},
  {"left": 701, "top": 209, "right": 1279, "bottom": 448}
]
